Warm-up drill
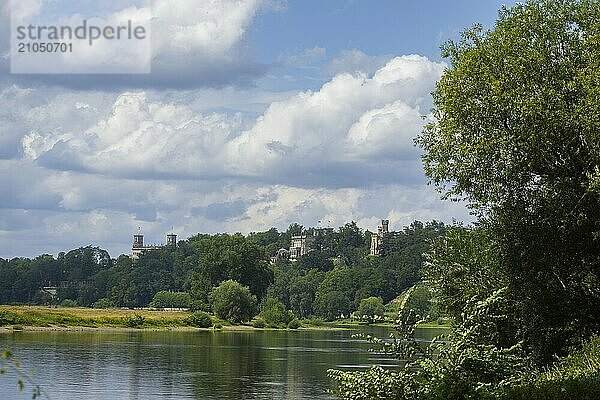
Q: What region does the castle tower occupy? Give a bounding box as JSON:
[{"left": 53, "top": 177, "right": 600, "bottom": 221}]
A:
[
  {"left": 133, "top": 234, "right": 144, "bottom": 249},
  {"left": 166, "top": 233, "right": 177, "bottom": 246},
  {"left": 381, "top": 220, "right": 389, "bottom": 234},
  {"left": 370, "top": 220, "right": 390, "bottom": 256}
]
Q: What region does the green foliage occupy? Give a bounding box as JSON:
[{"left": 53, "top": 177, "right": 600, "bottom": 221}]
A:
[
  {"left": 196, "top": 234, "right": 274, "bottom": 298},
  {"left": 122, "top": 313, "right": 145, "bottom": 328},
  {"left": 1, "top": 349, "right": 44, "bottom": 399},
  {"left": 314, "top": 290, "right": 351, "bottom": 321},
  {"left": 297, "top": 250, "right": 334, "bottom": 272},
  {"left": 500, "top": 336, "right": 600, "bottom": 400},
  {"left": 92, "top": 298, "right": 114, "bottom": 309},
  {"left": 59, "top": 299, "right": 77, "bottom": 308},
  {"left": 188, "top": 299, "right": 209, "bottom": 312},
  {"left": 330, "top": 289, "right": 528, "bottom": 400},
  {"left": 417, "top": 0, "right": 600, "bottom": 363},
  {"left": 302, "top": 317, "right": 325, "bottom": 327},
  {"left": 400, "top": 285, "right": 437, "bottom": 322},
  {"left": 252, "top": 317, "right": 266, "bottom": 328},
  {"left": 355, "top": 296, "right": 385, "bottom": 324},
  {"left": 209, "top": 280, "right": 257, "bottom": 323},
  {"left": 259, "top": 297, "right": 294, "bottom": 327},
  {"left": 287, "top": 318, "right": 301, "bottom": 329},
  {"left": 185, "top": 311, "right": 213, "bottom": 328},
  {"left": 149, "top": 291, "right": 191, "bottom": 308}
]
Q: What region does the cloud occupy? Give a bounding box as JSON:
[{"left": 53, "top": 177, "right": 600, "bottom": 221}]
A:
[
  {"left": 16, "top": 55, "right": 445, "bottom": 188},
  {"left": 327, "top": 49, "right": 392, "bottom": 76},
  {"left": 2, "top": 0, "right": 273, "bottom": 89},
  {"left": 228, "top": 55, "right": 446, "bottom": 185},
  {"left": 0, "top": 54, "right": 464, "bottom": 258}
]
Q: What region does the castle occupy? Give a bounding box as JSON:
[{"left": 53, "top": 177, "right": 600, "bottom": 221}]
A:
[
  {"left": 131, "top": 233, "right": 177, "bottom": 260},
  {"left": 131, "top": 220, "right": 389, "bottom": 262},
  {"left": 369, "top": 219, "right": 389, "bottom": 256},
  {"left": 289, "top": 227, "right": 334, "bottom": 261}
]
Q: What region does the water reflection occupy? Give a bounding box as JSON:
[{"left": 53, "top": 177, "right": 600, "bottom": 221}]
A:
[{"left": 0, "top": 327, "right": 446, "bottom": 400}]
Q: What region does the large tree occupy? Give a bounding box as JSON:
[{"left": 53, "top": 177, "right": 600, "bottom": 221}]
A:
[{"left": 417, "top": 0, "right": 600, "bottom": 362}]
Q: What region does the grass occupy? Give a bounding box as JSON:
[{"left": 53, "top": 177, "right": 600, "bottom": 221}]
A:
[
  {"left": 0, "top": 305, "right": 192, "bottom": 329},
  {"left": 0, "top": 306, "right": 327, "bottom": 331}
]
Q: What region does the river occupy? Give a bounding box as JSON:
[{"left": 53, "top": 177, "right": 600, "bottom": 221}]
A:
[{"left": 0, "top": 326, "right": 445, "bottom": 400}]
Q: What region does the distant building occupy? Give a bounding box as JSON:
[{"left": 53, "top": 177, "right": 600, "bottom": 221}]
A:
[
  {"left": 131, "top": 233, "right": 177, "bottom": 260},
  {"left": 271, "top": 248, "right": 291, "bottom": 264},
  {"left": 289, "top": 234, "right": 312, "bottom": 261},
  {"left": 288, "top": 226, "right": 334, "bottom": 261},
  {"left": 370, "top": 219, "right": 389, "bottom": 256}
]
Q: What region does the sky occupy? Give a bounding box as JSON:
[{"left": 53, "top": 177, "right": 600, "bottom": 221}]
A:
[{"left": 0, "top": 0, "right": 517, "bottom": 258}]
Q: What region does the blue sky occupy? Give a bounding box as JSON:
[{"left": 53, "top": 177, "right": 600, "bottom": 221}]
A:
[
  {"left": 0, "top": 0, "right": 517, "bottom": 258},
  {"left": 252, "top": 1, "right": 513, "bottom": 62}
]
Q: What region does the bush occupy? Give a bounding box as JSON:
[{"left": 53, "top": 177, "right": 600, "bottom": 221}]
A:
[
  {"left": 59, "top": 299, "right": 78, "bottom": 308},
  {"left": 189, "top": 300, "right": 209, "bottom": 312},
  {"left": 186, "top": 311, "right": 212, "bottom": 328},
  {"left": 212, "top": 323, "right": 223, "bottom": 329},
  {"left": 260, "top": 297, "right": 294, "bottom": 327},
  {"left": 252, "top": 318, "right": 266, "bottom": 328},
  {"left": 150, "top": 291, "right": 191, "bottom": 309},
  {"left": 93, "top": 298, "right": 114, "bottom": 309},
  {"left": 122, "top": 314, "right": 145, "bottom": 328},
  {"left": 0, "top": 312, "right": 11, "bottom": 326},
  {"left": 500, "top": 336, "right": 600, "bottom": 400},
  {"left": 287, "top": 319, "right": 301, "bottom": 329},
  {"left": 209, "top": 280, "right": 257, "bottom": 323},
  {"left": 307, "top": 317, "right": 326, "bottom": 326},
  {"left": 355, "top": 297, "right": 385, "bottom": 324}
]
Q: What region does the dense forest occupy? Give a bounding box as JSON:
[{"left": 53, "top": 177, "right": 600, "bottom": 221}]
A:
[{"left": 0, "top": 220, "right": 446, "bottom": 321}]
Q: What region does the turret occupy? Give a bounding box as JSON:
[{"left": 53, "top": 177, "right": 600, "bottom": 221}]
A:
[
  {"left": 133, "top": 234, "right": 144, "bottom": 249},
  {"left": 166, "top": 233, "right": 177, "bottom": 246},
  {"left": 381, "top": 220, "right": 389, "bottom": 234}
]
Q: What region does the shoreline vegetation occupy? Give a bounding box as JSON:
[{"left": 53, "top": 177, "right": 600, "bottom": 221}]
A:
[{"left": 0, "top": 305, "right": 449, "bottom": 333}]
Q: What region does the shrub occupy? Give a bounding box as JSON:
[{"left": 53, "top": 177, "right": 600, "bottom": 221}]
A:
[
  {"left": 93, "top": 298, "right": 114, "bottom": 309},
  {"left": 212, "top": 323, "right": 223, "bottom": 329},
  {"left": 0, "top": 312, "right": 11, "bottom": 326},
  {"left": 189, "top": 300, "right": 209, "bottom": 312},
  {"left": 59, "top": 299, "right": 78, "bottom": 308},
  {"left": 500, "top": 336, "right": 600, "bottom": 400},
  {"left": 260, "top": 297, "right": 294, "bottom": 327},
  {"left": 186, "top": 311, "right": 212, "bottom": 328},
  {"left": 355, "top": 297, "right": 385, "bottom": 324},
  {"left": 252, "top": 318, "right": 266, "bottom": 328},
  {"left": 150, "top": 291, "right": 191, "bottom": 309},
  {"left": 122, "top": 314, "right": 145, "bottom": 328},
  {"left": 302, "top": 317, "right": 325, "bottom": 327},
  {"left": 209, "top": 280, "right": 257, "bottom": 323},
  {"left": 287, "top": 319, "right": 301, "bottom": 329}
]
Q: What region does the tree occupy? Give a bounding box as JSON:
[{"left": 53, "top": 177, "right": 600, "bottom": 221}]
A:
[
  {"left": 417, "top": 0, "right": 600, "bottom": 363},
  {"left": 355, "top": 297, "right": 385, "bottom": 324},
  {"left": 149, "top": 291, "right": 191, "bottom": 308},
  {"left": 196, "top": 234, "right": 273, "bottom": 298},
  {"left": 297, "top": 250, "right": 334, "bottom": 272},
  {"left": 314, "top": 290, "right": 351, "bottom": 321},
  {"left": 209, "top": 280, "right": 257, "bottom": 323},
  {"left": 259, "top": 297, "right": 294, "bottom": 327}
]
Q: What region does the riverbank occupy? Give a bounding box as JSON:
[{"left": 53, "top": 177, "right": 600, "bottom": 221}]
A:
[{"left": 0, "top": 305, "right": 451, "bottom": 333}]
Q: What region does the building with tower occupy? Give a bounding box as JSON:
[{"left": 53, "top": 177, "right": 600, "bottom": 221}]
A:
[
  {"left": 370, "top": 219, "right": 389, "bottom": 256},
  {"left": 131, "top": 232, "right": 177, "bottom": 260}
]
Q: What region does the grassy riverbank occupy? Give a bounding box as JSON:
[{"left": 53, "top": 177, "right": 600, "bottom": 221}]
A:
[
  {"left": 0, "top": 305, "right": 195, "bottom": 330},
  {"left": 0, "top": 306, "right": 345, "bottom": 331}
]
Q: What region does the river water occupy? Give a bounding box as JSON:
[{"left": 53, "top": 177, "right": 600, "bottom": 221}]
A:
[{"left": 0, "top": 326, "right": 444, "bottom": 400}]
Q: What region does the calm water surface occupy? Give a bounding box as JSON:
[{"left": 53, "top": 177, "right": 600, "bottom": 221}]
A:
[{"left": 0, "top": 327, "right": 444, "bottom": 400}]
